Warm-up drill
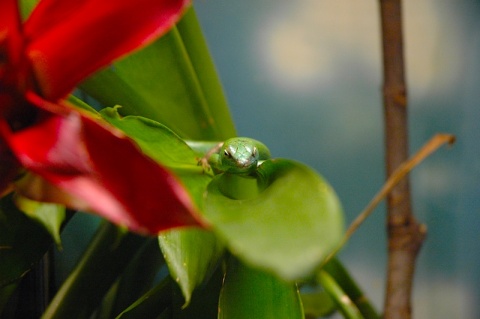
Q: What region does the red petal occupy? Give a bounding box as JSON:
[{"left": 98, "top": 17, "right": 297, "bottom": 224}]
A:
[
  {"left": 0, "top": 0, "right": 23, "bottom": 67},
  {"left": 0, "top": 131, "right": 20, "bottom": 194},
  {"left": 23, "top": 0, "right": 190, "bottom": 100},
  {"left": 5, "top": 96, "right": 203, "bottom": 234}
]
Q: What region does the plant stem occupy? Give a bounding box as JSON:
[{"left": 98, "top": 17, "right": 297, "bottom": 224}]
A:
[{"left": 379, "top": 1, "right": 426, "bottom": 318}]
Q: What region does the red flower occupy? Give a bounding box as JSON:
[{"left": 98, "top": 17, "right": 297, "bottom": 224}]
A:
[{"left": 0, "top": 0, "right": 205, "bottom": 234}]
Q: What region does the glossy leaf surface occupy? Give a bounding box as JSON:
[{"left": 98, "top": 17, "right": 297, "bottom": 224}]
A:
[
  {"left": 204, "top": 159, "right": 344, "bottom": 280},
  {"left": 218, "top": 258, "right": 304, "bottom": 319}
]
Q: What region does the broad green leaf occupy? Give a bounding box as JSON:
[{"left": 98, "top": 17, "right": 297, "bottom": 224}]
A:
[
  {"left": 158, "top": 228, "right": 224, "bottom": 305},
  {"left": 0, "top": 195, "right": 54, "bottom": 289},
  {"left": 204, "top": 159, "right": 344, "bottom": 280},
  {"left": 218, "top": 258, "right": 304, "bottom": 319},
  {"left": 14, "top": 195, "right": 66, "bottom": 248},
  {"left": 80, "top": 7, "right": 236, "bottom": 141}
]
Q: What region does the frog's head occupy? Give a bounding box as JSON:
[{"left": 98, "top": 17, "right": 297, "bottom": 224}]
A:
[{"left": 219, "top": 138, "right": 259, "bottom": 174}]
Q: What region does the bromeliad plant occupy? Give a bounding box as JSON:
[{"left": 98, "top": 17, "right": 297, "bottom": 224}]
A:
[{"left": 0, "top": 0, "right": 377, "bottom": 318}]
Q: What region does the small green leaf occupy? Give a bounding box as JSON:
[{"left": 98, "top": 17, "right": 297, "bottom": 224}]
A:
[
  {"left": 204, "top": 159, "right": 344, "bottom": 280},
  {"left": 0, "top": 195, "right": 53, "bottom": 288},
  {"left": 158, "top": 228, "right": 224, "bottom": 305},
  {"left": 14, "top": 195, "right": 66, "bottom": 248},
  {"left": 218, "top": 258, "right": 304, "bottom": 319}
]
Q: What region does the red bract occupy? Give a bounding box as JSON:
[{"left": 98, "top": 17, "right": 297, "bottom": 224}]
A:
[{"left": 0, "top": 0, "right": 205, "bottom": 234}]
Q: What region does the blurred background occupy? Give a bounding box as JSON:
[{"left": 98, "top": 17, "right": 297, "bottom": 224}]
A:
[{"left": 191, "top": 0, "right": 478, "bottom": 317}]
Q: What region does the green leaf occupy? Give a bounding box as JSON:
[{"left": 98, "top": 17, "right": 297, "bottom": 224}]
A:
[
  {"left": 0, "top": 195, "right": 54, "bottom": 289},
  {"left": 80, "top": 7, "right": 236, "bottom": 141},
  {"left": 43, "top": 223, "right": 148, "bottom": 319},
  {"left": 96, "top": 238, "right": 165, "bottom": 319},
  {"left": 218, "top": 258, "right": 304, "bottom": 319},
  {"left": 14, "top": 195, "right": 66, "bottom": 248},
  {"left": 318, "top": 271, "right": 364, "bottom": 319},
  {"left": 300, "top": 290, "right": 337, "bottom": 318},
  {"left": 99, "top": 108, "right": 212, "bottom": 210},
  {"left": 204, "top": 159, "right": 344, "bottom": 280},
  {"left": 323, "top": 258, "right": 380, "bottom": 319},
  {"left": 99, "top": 107, "right": 199, "bottom": 168},
  {"left": 158, "top": 228, "right": 224, "bottom": 305},
  {"left": 115, "top": 277, "right": 172, "bottom": 319}
]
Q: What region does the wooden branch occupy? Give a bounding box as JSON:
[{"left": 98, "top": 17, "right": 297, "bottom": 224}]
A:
[{"left": 379, "top": 1, "right": 426, "bottom": 318}]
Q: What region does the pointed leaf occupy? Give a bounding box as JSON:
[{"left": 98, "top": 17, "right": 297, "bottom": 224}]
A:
[
  {"left": 158, "top": 228, "right": 224, "bottom": 305},
  {"left": 24, "top": 0, "right": 191, "bottom": 99},
  {"left": 115, "top": 277, "right": 172, "bottom": 319},
  {"left": 218, "top": 258, "right": 304, "bottom": 319},
  {"left": 14, "top": 194, "right": 66, "bottom": 247},
  {"left": 204, "top": 159, "right": 344, "bottom": 280}
]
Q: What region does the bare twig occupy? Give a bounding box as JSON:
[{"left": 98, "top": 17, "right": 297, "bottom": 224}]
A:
[
  {"left": 379, "top": 0, "right": 427, "bottom": 318},
  {"left": 322, "top": 134, "right": 455, "bottom": 267}
]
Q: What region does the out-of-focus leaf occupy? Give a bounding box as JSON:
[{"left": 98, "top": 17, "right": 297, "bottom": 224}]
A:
[
  {"left": 204, "top": 159, "right": 344, "bottom": 280},
  {"left": 300, "top": 291, "right": 337, "bottom": 318},
  {"left": 24, "top": 0, "right": 191, "bottom": 100},
  {"left": 95, "top": 238, "right": 165, "bottom": 319},
  {"left": 218, "top": 258, "right": 304, "bottom": 319},
  {"left": 42, "top": 222, "right": 147, "bottom": 319},
  {"left": 318, "top": 271, "right": 364, "bottom": 319},
  {"left": 0, "top": 195, "right": 53, "bottom": 288},
  {"left": 173, "top": 266, "right": 223, "bottom": 319},
  {"left": 158, "top": 228, "right": 224, "bottom": 305},
  {"left": 0, "top": 282, "right": 18, "bottom": 316},
  {"left": 14, "top": 195, "right": 65, "bottom": 248},
  {"left": 115, "top": 277, "right": 172, "bottom": 319},
  {"left": 80, "top": 7, "right": 236, "bottom": 141},
  {"left": 323, "top": 258, "right": 380, "bottom": 319}
]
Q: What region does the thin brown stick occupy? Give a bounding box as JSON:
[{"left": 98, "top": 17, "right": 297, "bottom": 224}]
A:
[
  {"left": 379, "top": 0, "right": 423, "bottom": 318},
  {"left": 322, "top": 134, "right": 455, "bottom": 267}
]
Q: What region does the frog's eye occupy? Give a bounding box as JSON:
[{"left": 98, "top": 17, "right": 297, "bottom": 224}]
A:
[
  {"left": 224, "top": 149, "right": 232, "bottom": 158},
  {"left": 252, "top": 147, "right": 258, "bottom": 158}
]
